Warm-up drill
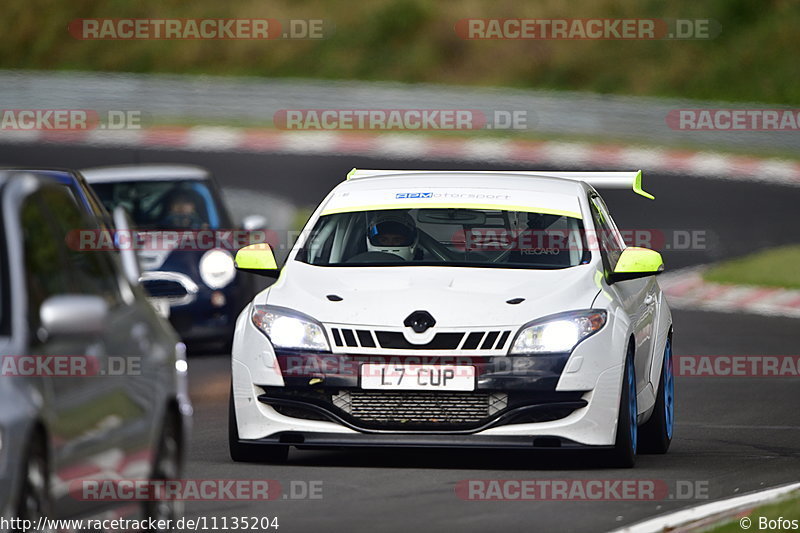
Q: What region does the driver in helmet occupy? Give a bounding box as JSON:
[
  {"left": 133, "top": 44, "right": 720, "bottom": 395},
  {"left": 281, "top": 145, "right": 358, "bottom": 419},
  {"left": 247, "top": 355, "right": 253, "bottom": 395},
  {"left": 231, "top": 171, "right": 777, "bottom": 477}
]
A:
[
  {"left": 161, "top": 190, "right": 208, "bottom": 230},
  {"left": 366, "top": 212, "right": 419, "bottom": 261}
]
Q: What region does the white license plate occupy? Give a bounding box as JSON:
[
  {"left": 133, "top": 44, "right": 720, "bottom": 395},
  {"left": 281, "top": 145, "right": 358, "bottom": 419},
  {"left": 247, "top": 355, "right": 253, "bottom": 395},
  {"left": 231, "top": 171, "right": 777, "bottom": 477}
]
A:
[{"left": 361, "top": 363, "right": 475, "bottom": 391}]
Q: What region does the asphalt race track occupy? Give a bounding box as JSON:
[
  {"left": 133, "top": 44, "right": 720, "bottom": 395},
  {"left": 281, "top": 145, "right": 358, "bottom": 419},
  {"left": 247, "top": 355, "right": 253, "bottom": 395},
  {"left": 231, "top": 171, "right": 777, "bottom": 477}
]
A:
[
  {"left": 2, "top": 142, "right": 799, "bottom": 532},
  {"left": 184, "top": 311, "right": 800, "bottom": 533}
]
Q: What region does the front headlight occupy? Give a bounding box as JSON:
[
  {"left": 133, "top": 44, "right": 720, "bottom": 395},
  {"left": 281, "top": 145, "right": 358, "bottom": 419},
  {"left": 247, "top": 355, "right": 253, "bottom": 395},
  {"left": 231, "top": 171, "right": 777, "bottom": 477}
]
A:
[
  {"left": 251, "top": 305, "right": 331, "bottom": 352},
  {"left": 509, "top": 310, "right": 607, "bottom": 355},
  {"left": 199, "top": 249, "right": 235, "bottom": 289}
]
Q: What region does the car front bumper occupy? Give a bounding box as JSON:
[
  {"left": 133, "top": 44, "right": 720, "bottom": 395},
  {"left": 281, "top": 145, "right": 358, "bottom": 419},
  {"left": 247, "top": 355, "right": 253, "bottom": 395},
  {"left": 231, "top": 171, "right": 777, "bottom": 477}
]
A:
[
  {"left": 232, "top": 362, "right": 623, "bottom": 447},
  {"left": 168, "top": 280, "right": 250, "bottom": 345},
  {"left": 232, "top": 305, "right": 631, "bottom": 447}
]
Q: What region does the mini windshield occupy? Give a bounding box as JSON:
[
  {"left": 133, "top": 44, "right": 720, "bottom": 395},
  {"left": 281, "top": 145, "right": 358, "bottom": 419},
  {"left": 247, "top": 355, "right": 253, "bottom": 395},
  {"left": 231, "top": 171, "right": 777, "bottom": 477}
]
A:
[
  {"left": 297, "top": 208, "right": 589, "bottom": 269},
  {"left": 92, "top": 179, "right": 227, "bottom": 230}
]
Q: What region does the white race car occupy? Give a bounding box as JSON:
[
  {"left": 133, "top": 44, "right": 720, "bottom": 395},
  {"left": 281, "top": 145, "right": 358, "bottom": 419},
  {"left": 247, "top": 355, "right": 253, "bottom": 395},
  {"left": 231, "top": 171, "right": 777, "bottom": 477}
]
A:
[{"left": 229, "top": 169, "right": 673, "bottom": 467}]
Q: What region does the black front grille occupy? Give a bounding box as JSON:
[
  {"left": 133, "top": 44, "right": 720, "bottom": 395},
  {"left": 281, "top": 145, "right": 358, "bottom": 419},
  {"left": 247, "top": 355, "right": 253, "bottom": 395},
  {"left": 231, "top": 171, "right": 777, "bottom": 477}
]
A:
[
  {"left": 141, "top": 279, "right": 188, "bottom": 298},
  {"left": 329, "top": 328, "right": 513, "bottom": 351},
  {"left": 259, "top": 387, "right": 586, "bottom": 431},
  {"left": 332, "top": 391, "right": 507, "bottom": 426},
  {"left": 375, "top": 332, "right": 464, "bottom": 350}
]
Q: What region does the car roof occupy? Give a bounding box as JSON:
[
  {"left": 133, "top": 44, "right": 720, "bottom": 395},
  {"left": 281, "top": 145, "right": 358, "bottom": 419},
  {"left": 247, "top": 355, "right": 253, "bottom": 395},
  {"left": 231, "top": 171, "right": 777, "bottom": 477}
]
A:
[
  {"left": 81, "top": 164, "right": 210, "bottom": 183},
  {"left": 335, "top": 171, "right": 589, "bottom": 195},
  {"left": 323, "top": 171, "right": 591, "bottom": 219},
  {"left": 0, "top": 168, "right": 80, "bottom": 188},
  {"left": 3, "top": 168, "right": 81, "bottom": 183}
]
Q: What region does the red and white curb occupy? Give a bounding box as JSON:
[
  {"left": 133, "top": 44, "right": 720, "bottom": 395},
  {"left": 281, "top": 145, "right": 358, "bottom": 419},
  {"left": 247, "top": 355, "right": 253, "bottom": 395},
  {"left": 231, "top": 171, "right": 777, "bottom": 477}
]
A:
[
  {"left": 1, "top": 126, "right": 800, "bottom": 185},
  {"left": 612, "top": 481, "right": 800, "bottom": 533},
  {"left": 659, "top": 267, "right": 800, "bottom": 318},
  {"left": 51, "top": 447, "right": 152, "bottom": 499}
]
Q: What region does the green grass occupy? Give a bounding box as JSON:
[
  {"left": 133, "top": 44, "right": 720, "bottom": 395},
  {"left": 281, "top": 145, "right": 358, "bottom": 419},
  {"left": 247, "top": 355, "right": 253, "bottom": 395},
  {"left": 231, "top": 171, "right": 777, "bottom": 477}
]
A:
[
  {"left": 704, "top": 246, "right": 800, "bottom": 290},
  {"left": 51, "top": 389, "right": 145, "bottom": 440},
  {"left": 3, "top": 0, "right": 800, "bottom": 104},
  {"left": 707, "top": 492, "right": 800, "bottom": 532}
]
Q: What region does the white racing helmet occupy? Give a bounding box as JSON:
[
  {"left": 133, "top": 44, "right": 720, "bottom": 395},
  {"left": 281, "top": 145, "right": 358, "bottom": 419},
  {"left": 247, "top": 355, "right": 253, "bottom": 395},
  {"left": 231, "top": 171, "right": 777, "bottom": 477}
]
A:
[{"left": 366, "top": 212, "right": 418, "bottom": 260}]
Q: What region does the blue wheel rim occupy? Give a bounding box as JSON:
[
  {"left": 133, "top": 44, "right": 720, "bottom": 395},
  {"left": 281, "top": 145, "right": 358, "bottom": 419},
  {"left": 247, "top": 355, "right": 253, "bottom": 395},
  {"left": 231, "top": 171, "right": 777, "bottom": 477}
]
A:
[
  {"left": 628, "top": 356, "right": 637, "bottom": 454},
  {"left": 664, "top": 339, "right": 675, "bottom": 439}
]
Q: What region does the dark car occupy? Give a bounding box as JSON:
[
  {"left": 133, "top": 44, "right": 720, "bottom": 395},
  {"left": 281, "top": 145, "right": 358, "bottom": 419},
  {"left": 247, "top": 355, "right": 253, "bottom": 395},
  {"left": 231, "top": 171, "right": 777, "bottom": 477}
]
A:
[
  {"left": 3, "top": 168, "right": 112, "bottom": 225},
  {"left": 0, "top": 169, "right": 191, "bottom": 525},
  {"left": 83, "top": 164, "right": 265, "bottom": 350},
  {"left": 2, "top": 168, "right": 145, "bottom": 287}
]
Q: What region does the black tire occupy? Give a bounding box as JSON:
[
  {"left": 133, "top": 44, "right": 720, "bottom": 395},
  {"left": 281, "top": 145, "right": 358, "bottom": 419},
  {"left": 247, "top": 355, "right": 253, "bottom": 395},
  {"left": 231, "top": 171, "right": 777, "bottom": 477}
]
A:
[
  {"left": 638, "top": 336, "right": 674, "bottom": 454},
  {"left": 15, "top": 432, "right": 51, "bottom": 528},
  {"left": 229, "top": 387, "right": 289, "bottom": 463},
  {"left": 145, "top": 412, "right": 184, "bottom": 531},
  {"left": 606, "top": 346, "right": 637, "bottom": 468}
]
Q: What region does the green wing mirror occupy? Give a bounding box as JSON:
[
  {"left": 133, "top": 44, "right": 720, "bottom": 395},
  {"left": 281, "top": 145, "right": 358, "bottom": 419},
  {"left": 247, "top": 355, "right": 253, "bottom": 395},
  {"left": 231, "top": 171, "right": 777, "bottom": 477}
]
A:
[
  {"left": 609, "top": 247, "right": 664, "bottom": 283},
  {"left": 235, "top": 244, "right": 279, "bottom": 279}
]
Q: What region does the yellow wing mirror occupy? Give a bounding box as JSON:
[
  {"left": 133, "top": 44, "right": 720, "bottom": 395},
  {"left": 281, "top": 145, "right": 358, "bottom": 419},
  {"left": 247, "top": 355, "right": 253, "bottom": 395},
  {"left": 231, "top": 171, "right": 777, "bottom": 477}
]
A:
[
  {"left": 609, "top": 247, "right": 664, "bottom": 283},
  {"left": 234, "top": 243, "right": 279, "bottom": 279}
]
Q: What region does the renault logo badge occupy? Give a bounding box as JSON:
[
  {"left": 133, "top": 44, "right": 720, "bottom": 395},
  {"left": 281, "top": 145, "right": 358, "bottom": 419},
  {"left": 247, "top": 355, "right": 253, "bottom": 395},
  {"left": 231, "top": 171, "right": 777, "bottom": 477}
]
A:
[{"left": 404, "top": 310, "right": 436, "bottom": 333}]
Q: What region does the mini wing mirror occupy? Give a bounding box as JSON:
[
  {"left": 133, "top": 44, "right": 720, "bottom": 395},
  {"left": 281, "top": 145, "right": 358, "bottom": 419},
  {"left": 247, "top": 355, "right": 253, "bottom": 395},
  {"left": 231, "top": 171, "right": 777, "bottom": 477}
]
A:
[
  {"left": 242, "top": 214, "right": 268, "bottom": 232},
  {"left": 40, "top": 295, "right": 109, "bottom": 337},
  {"left": 234, "top": 243, "right": 279, "bottom": 279},
  {"left": 609, "top": 247, "right": 664, "bottom": 283}
]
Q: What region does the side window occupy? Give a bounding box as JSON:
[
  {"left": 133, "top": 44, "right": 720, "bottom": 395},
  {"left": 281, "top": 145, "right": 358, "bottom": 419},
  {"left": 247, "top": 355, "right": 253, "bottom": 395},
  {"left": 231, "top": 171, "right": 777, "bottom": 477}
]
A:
[
  {"left": 21, "top": 190, "right": 76, "bottom": 338},
  {"left": 589, "top": 195, "right": 625, "bottom": 270},
  {"left": 81, "top": 180, "right": 113, "bottom": 227},
  {"left": 40, "top": 186, "right": 122, "bottom": 307}
]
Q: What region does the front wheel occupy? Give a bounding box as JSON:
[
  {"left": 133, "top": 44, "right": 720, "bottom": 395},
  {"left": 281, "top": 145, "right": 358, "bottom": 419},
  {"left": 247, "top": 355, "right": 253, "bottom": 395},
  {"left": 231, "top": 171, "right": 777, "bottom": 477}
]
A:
[
  {"left": 606, "top": 347, "right": 638, "bottom": 468},
  {"left": 145, "top": 412, "right": 184, "bottom": 530},
  {"left": 639, "top": 337, "right": 674, "bottom": 454},
  {"left": 16, "top": 433, "right": 51, "bottom": 527}
]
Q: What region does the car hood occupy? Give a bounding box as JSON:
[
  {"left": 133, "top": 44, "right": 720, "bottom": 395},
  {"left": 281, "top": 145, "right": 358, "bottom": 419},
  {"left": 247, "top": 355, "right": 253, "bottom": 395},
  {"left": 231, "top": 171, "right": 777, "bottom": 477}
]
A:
[{"left": 261, "top": 261, "right": 603, "bottom": 328}]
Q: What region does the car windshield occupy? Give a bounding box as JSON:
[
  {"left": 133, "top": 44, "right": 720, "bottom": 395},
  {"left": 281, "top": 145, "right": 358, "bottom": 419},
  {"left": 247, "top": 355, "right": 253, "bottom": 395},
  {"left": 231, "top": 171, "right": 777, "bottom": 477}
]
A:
[
  {"left": 92, "top": 179, "right": 227, "bottom": 230},
  {"left": 296, "top": 208, "right": 589, "bottom": 269}
]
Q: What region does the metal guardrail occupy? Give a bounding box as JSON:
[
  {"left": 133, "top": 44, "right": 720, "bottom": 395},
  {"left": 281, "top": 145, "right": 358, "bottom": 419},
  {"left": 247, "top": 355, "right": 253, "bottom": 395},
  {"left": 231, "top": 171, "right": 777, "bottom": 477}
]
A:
[{"left": 0, "top": 69, "right": 794, "bottom": 152}]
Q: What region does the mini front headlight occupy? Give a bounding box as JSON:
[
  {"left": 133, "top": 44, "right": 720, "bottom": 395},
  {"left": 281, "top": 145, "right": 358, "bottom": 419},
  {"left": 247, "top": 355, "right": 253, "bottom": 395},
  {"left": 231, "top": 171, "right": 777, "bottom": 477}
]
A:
[
  {"left": 199, "top": 249, "right": 236, "bottom": 289},
  {"left": 251, "top": 305, "right": 331, "bottom": 352},
  {"left": 509, "top": 310, "right": 607, "bottom": 355}
]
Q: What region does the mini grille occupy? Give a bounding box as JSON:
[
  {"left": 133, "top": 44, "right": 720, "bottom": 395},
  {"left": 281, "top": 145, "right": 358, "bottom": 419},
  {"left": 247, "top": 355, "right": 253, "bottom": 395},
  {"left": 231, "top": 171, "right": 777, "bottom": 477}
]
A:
[
  {"left": 141, "top": 279, "right": 187, "bottom": 298},
  {"left": 332, "top": 391, "right": 507, "bottom": 424}
]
